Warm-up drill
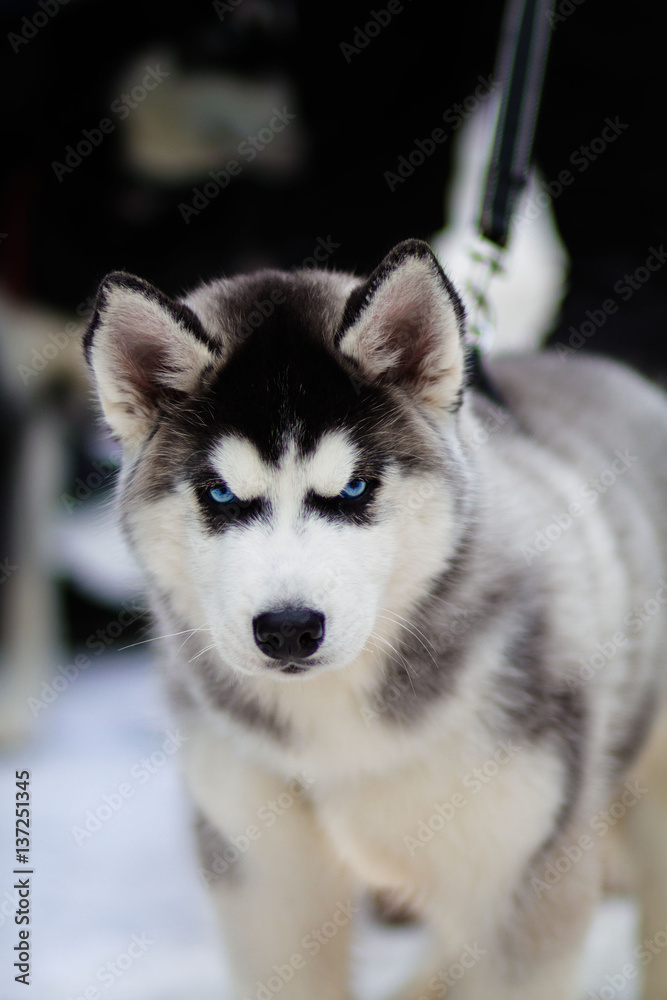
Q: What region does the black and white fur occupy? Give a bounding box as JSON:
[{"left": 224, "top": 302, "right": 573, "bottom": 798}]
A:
[{"left": 85, "top": 240, "right": 667, "bottom": 999}]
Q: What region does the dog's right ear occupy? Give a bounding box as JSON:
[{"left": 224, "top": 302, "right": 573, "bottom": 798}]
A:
[{"left": 84, "top": 272, "right": 219, "bottom": 449}]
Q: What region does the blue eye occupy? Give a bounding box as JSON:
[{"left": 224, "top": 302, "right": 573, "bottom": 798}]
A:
[
  {"left": 339, "top": 478, "right": 367, "bottom": 499},
  {"left": 209, "top": 484, "right": 237, "bottom": 504}
]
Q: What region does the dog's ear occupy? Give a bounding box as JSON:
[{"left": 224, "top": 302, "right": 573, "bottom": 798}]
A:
[
  {"left": 84, "top": 272, "right": 219, "bottom": 448},
  {"left": 337, "top": 239, "right": 466, "bottom": 413}
]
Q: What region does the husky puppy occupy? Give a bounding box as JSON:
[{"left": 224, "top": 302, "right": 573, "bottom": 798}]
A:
[{"left": 85, "top": 240, "right": 667, "bottom": 1000}]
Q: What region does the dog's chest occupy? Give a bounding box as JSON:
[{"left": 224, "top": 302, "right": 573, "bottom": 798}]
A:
[
  {"left": 259, "top": 685, "right": 565, "bottom": 905},
  {"left": 307, "top": 736, "right": 565, "bottom": 918}
]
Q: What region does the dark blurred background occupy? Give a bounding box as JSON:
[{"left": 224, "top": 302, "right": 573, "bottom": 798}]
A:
[
  {"left": 0, "top": 0, "right": 665, "bottom": 729},
  {"left": 1, "top": 0, "right": 665, "bottom": 331}
]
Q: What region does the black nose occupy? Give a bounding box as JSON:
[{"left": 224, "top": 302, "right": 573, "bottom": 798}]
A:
[{"left": 253, "top": 608, "right": 325, "bottom": 661}]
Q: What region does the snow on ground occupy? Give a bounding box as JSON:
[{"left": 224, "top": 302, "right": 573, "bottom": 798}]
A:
[
  {"left": 0, "top": 648, "right": 642, "bottom": 1000},
  {"left": 0, "top": 648, "right": 642, "bottom": 999}
]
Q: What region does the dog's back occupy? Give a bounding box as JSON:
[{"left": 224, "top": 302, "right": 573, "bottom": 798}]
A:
[
  {"left": 473, "top": 352, "right": 667, "bottom": 998},
  {"left": 472, "top": 351, "right": 667, "bottom": 777}
]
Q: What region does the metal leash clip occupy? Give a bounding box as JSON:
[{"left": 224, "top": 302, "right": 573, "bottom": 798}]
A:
[{"left": 465, "top": 237, "right": 505, "bottom": 356}]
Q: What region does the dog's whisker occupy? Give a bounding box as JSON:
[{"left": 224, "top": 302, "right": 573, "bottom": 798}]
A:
[
  {"left": 174, "top": 624, "right": 216, "bottom": 657},
  {"left": 379, "top": 606, "right": 438, "bottom": 645},
  {"left": 118, "top": 625, "right": 213, "bottom": 654},
  {"left": 188, "top": 642, "right": 219, "bottom": 664},
  {"left": 374, "top": 611, "right": 440, "bottom": 671},
  {"left": 377, "top": 610, "right": 438, "bottom": 658},
  {"left": 383, "top": 609, "right": 438, "bottom": 652},
  {"left": 367, "top": 629, "right": 418, "bottom": 698}
]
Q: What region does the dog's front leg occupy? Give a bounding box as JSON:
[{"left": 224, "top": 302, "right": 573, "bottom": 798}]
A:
[
  {"left": 184, "top": 728, "right": 356, "bottom": 1000},
  {"left": 388, "top": 833, "right": 601, "bottom": 1000}
]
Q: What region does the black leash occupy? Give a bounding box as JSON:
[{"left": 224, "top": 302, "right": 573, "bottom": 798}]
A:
[
  {"left": 466, "top": 0, "right": 555, "bottom": 402},
  {"left": 479, "top": 0, "right": 555, "bottom": 249}
]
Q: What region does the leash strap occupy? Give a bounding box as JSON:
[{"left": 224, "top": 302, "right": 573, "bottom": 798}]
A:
[
  {"left": 465, "top": 0, "right": 554, "bottom": 402},
  {"left": 479, "top": 0, "right": 555, "bottom": 249}
]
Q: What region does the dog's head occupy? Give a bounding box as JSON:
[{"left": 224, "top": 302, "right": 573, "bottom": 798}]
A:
[{"left": 85, "top": 240, "right": 469, "bottom": 680}]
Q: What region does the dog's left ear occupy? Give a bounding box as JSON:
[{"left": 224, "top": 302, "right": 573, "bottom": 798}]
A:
[{"left": 337, "top": 239, "right": 466, "bottom": 413}]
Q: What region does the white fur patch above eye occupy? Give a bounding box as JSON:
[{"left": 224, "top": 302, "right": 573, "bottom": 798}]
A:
[
  {"left": 300, "top": 431, "right": 359, "bottom": 497},
  {"left": 209, "top": 436, "right": 271, "bottom": 499},
  {"left": 207, "top": 431, "right": 359, "bottom": 508},
  {"left": 205, "top": 431, "right": 358, "bottom": 513}
]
